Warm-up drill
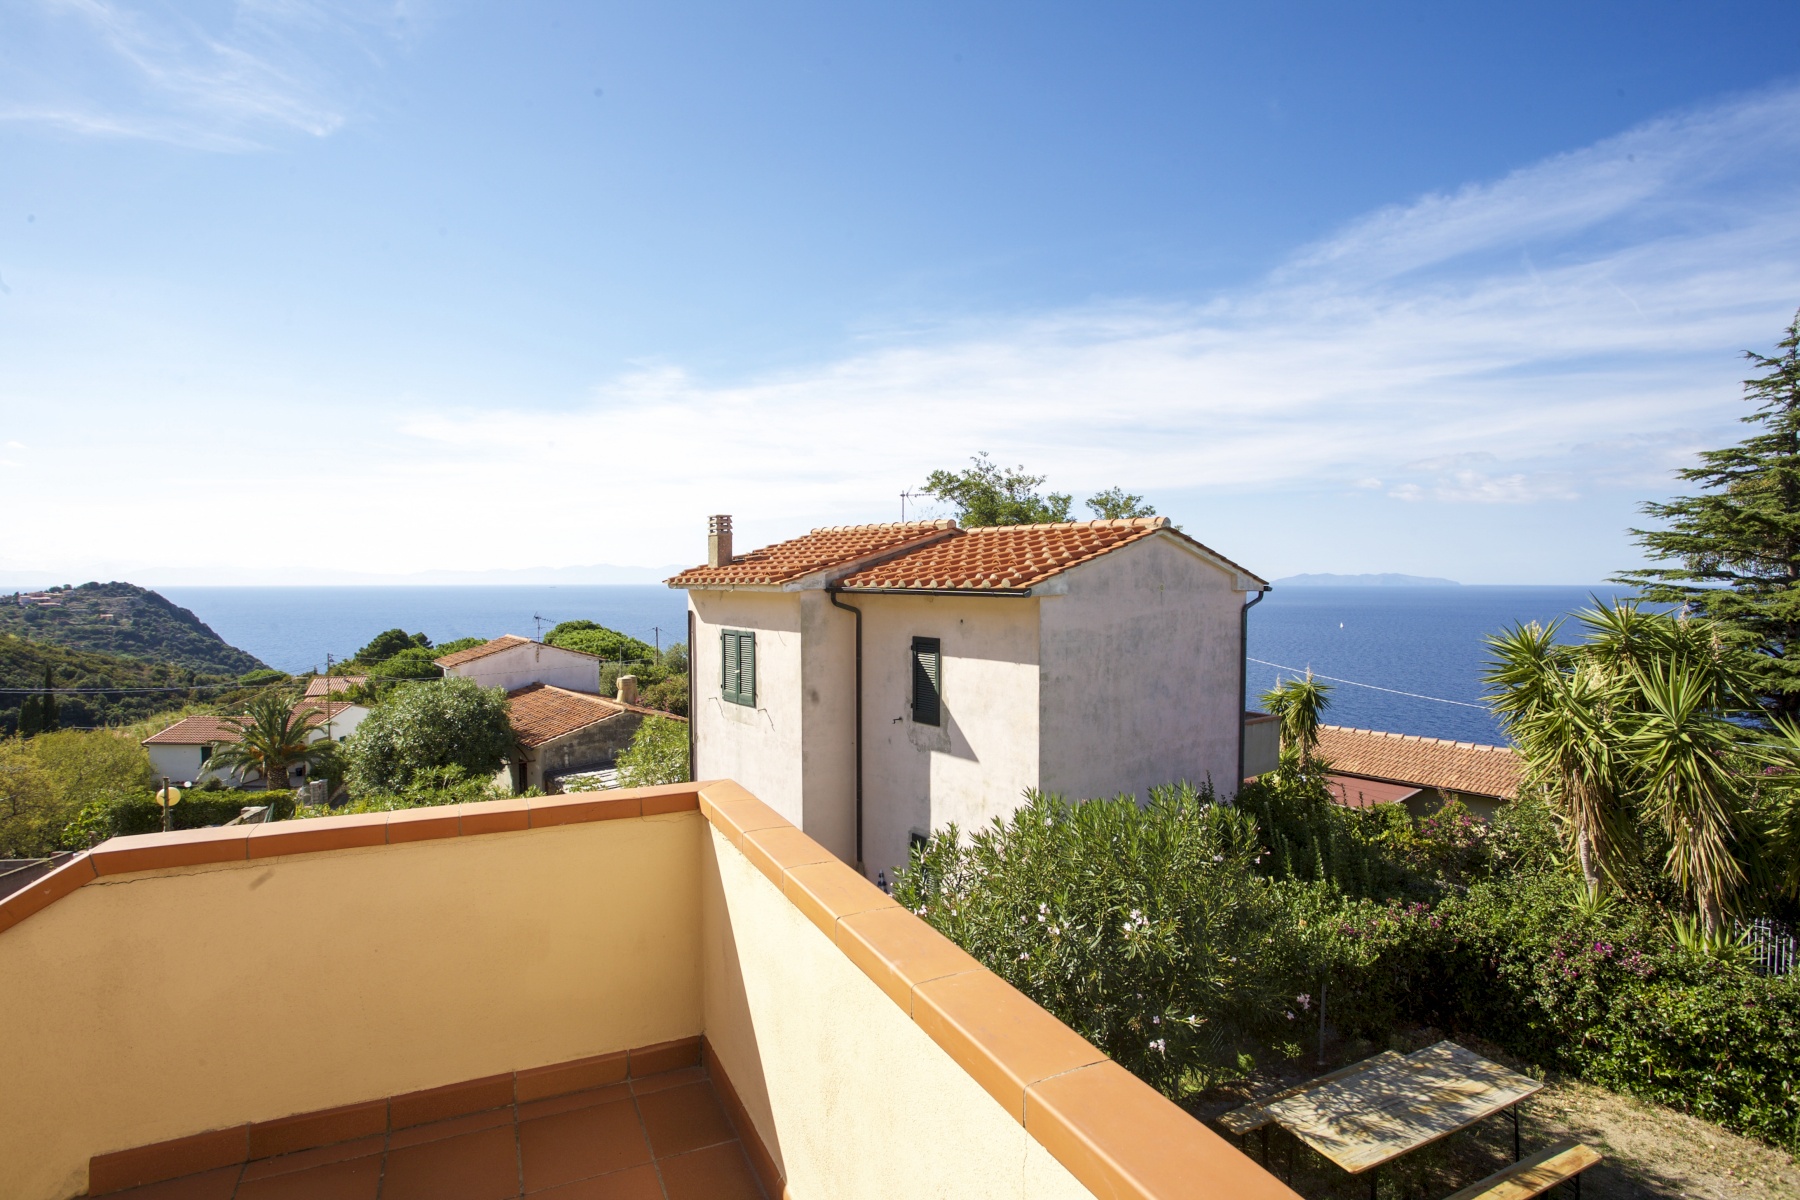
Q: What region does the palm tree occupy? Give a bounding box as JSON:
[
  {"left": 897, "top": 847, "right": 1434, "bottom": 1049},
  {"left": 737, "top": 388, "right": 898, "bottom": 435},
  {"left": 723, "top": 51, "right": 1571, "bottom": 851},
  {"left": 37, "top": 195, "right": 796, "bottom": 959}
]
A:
[
  {"left": 1260, "top": 672, "right": 1332, "bottom": 769},
  {"left": 208, "top": 694, "right": 328, "bottom": 795},
  {"left": 1485, "top": 622, "right": 1627, "bottom": 891},
  {"left": 1625, "top": 654, "right": 1755, "bottom": 933}
]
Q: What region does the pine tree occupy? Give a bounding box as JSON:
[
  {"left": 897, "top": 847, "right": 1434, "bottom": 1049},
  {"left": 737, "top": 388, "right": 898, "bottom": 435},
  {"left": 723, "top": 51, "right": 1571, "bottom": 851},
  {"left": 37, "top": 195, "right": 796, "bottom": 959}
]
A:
[{"left": 1617, "top": 310, "right": 1800, "bottom": 718}]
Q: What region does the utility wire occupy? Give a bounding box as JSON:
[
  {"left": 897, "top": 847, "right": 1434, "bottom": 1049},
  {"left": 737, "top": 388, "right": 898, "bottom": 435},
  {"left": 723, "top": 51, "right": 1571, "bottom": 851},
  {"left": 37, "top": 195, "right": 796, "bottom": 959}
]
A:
[{"left": 1248, "top": 657, "right": 1489, "bottom": 710}]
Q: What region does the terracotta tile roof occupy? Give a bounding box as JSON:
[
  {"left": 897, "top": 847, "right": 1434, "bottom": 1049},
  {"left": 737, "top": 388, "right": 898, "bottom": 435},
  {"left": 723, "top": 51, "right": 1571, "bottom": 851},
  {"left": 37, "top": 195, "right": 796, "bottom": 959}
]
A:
[
  {"left": 142, "top": 715, "right": 245, "bottom": 746},
  {"left": 303, "top": 675, "right": 366, "bottom": 699},
  {"left": 838, "top": 518, "right": 1175, "bottom": 591},
  {"left": 506, "top": 683, "right": 634, "bottom": 747},
  {"left": 290, "top": 700, "right": 358, "bottom": 723},
  {"left": 1316, "top": 725, "right": 1522, "bottom": 800},
  {"left": 1325, "top": 773, "right": 1423, "bottom": 810},
  {"left": 666, "top": 522, "right": 957, "bottom": 588},
  {"left": 670, "top": 517, "right": 1266, "bottom": 594},
  {"left": 435, "top": 634, "right": 532, "bottom": 668}
]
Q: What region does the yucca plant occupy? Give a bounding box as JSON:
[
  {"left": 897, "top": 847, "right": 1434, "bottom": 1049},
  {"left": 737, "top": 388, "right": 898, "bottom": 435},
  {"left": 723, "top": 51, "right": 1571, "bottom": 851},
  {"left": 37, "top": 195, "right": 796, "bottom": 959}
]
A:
[{"left": 1261, "top": 672, "right": 1333, "bottom": 769}]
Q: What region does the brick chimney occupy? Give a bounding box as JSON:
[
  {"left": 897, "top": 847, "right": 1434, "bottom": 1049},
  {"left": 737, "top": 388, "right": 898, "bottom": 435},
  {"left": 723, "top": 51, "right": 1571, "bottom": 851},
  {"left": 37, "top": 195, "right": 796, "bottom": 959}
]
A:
[
  {"left": 707, "top": 514, "right": 733, "bottom": 568},
  {"left": 616, "top": 674, "right": 639, "bottom": 705}
]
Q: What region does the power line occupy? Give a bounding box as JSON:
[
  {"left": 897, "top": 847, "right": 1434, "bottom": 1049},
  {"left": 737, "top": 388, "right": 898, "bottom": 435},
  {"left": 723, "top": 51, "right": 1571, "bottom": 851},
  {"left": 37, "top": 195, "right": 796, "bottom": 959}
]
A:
[{"left": 1247, "top": 657, "right": 1489, "bottom": 710}]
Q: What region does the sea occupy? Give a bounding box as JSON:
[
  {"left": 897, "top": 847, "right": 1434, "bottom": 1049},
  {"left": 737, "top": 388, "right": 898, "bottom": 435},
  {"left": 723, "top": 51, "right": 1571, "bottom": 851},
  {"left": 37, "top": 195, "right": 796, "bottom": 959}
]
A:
[{"left": 158, "top": 584, "right": 1636, "bottom": 747}]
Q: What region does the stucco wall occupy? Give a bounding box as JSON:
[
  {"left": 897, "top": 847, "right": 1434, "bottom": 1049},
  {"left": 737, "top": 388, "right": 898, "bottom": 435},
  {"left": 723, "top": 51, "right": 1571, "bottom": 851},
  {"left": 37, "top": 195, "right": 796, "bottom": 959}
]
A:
[
  {"left": 699, "top": 823, "right": 1092, "bottom": 1199},
  {"left": 855, "top": 594, "right": 1042, "bottom": 881},
  {"left": 0, "top": 814, "right": 703, "bottom": 1200},
  {"left": 1038, "top": 533, "right": 1249, "bottom": 804},
  {"left": 796, "top": 590, "right": 858, "bottom": 864},
  {"left": 687, "top": 591, "right": 809, "bottom": 830},
  {"left": 446, "top": 641, "right": 600, "bottom": 694},
  {"left": 531, "top": 711, "right": 644, "bottom": 789}
]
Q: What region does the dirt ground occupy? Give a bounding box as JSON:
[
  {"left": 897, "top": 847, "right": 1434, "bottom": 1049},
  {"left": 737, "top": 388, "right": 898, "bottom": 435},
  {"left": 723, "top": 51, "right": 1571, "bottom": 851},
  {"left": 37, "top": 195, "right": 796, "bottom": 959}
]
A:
[{"left": 1190, "top": 1034, "right": 1800, "bottom": 1199}]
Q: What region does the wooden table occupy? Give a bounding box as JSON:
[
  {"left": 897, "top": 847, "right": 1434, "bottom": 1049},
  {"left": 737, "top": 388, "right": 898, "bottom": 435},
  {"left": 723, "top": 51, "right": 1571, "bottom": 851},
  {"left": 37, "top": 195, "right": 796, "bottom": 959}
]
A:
[{"left": 1261, "top": 1041, "right": 1543, "bottom": 1195}]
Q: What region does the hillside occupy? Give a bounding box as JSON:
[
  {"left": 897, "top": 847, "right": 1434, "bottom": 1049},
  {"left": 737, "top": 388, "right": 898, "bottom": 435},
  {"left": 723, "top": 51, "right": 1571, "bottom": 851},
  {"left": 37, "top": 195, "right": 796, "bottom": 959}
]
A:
[
  {"left": 0, "top": 582, "right": 266, "bottom": 676},
  {"left": 0, "top": 636, "right": 242, "bottom": 735}
]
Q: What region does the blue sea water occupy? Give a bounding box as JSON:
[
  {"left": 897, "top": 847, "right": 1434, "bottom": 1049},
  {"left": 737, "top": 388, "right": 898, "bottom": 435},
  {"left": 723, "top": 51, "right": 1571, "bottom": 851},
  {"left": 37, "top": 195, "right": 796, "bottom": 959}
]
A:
[{"left": 160, "top": 583, "right": 1633, "bottom": 746}]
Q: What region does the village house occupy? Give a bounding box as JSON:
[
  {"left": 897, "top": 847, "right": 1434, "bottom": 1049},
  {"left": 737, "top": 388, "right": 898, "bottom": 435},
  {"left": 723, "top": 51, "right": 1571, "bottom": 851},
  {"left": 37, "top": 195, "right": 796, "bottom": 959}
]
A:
[
  {"left": 501, "top": 680, "right": 678, "bottom": 793},
  {"left": 142, "top": 700, "right": 367, "bottom": 789},
  {"left": 1314, "top": 724, "right": 1523, "bottom": 820},
  {"left": 669, "top": 514, "right": 1274, "bottom": 881},
  {"left": 301, "top": 674, "right": 366, "bottom": 700},
  {"left": 434, "top": 633, "right": 602, "bottom": 694}
]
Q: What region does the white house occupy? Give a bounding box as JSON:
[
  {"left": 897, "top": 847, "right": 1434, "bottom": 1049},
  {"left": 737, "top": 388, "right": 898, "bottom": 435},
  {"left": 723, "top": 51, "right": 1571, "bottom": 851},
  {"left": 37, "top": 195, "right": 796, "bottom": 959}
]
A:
[
  {"left": 142, "top": 700, "right": 369, "bottom": 789},
  {"left": 434, "top": 635, "right": 601, "bottom": 694},
  {"left": 668, "top": 514, "right": 1272, "bottom": 881}
]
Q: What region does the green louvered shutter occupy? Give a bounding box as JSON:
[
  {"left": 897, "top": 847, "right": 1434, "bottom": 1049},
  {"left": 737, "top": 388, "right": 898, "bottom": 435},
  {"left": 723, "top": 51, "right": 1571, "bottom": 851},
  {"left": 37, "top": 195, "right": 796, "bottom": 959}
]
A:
[
  {"left": 721, "top": 629, "right": 739, "bottom": 704},
  {"left": 721, "top": 629, "right": 755, "bottom": 706},
  {"left": 911, "top": 636, "right": 941, "bottom": 726},
  {"left": 739, "top": 631, "right": 756, "bottom": 706}
]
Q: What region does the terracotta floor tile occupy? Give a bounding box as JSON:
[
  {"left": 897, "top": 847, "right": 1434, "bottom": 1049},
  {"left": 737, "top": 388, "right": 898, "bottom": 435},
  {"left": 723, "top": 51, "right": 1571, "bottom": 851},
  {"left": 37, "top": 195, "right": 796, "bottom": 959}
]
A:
[
  {"left": 525, "top": 1163, "right": 666, "bottom": 1199},
  {"left": 519, "top": 1099, "right": 652, "bottom": 1192},
  {"left": 235, "top": 1154, "right": 381, "bottom": 1200},
  {"left": 518, "top": 1083, "right": 632, "bottom": 1122},
  {"left": 94, "top": 1166, "right": 241, "bottom": 1200},
  {"left": 381, "top": 1125, "right": 522, "bottom": 1200},
  {"left": 657, "top": 1143, "right": 764, "bottom": 1200},
  {"left": 387, "top": 1107, "right": 513, "bottom": 1151},
  {"left": 636, "top": 1082, "right": 735, "bottom": 1159},
  {"left": 628, "top": 1066, "right": 706, "bottom": 1097},
  {"left": 241, "top": 1135, "right": 385, "bottom": 1181}
]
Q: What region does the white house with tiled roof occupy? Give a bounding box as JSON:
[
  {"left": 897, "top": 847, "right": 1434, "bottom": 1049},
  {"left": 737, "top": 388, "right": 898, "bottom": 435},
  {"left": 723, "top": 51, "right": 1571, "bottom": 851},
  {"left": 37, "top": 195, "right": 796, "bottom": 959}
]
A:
[
  {"left": 142, "top": 701, "right": 368, "bottom": 789},
  {"left": 668, "top": 514, "right": 1271, "bottom": 881},
  {"left": 434, "top": 634, "right": 602, "bottom": 695}
]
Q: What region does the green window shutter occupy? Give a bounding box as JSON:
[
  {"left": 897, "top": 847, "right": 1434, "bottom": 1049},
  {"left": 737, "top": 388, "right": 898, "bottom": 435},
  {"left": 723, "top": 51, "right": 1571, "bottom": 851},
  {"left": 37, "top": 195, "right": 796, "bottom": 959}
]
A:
[
  {"left": 722, "top": 629, "right": 739, "bottom": 704},
  {"left": 721, "top": 629, "right": 755, "bottom": 706},
  {"left": 739, "top": 631, "right": 756, "bottom": 706},
  {"left": 911, "top": 636, "right": 941, "bottom": 726}
]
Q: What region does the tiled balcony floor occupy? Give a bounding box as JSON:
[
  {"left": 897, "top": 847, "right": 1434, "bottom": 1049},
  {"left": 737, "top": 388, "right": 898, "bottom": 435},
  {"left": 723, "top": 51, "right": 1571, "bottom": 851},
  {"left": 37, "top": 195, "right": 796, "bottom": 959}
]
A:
[{"left": 96, "top": 1067, "right": 767, "bottom": 1200}]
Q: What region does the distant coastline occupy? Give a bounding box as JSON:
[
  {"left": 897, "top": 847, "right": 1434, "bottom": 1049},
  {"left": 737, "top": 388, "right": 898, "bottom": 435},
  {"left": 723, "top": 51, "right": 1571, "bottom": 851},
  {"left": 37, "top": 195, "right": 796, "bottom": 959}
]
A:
[{"left": 1275, "top": 573, "right": 1461, "bottom": 587}]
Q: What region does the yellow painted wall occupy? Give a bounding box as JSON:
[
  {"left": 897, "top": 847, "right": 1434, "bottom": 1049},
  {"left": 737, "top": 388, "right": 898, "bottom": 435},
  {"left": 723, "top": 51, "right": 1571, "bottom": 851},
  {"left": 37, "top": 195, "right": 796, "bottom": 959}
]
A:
[
  {"left": 0, "top": 812, "right": 704, "bottom": 1200},
  {"left": 699, "top": 824, "right": 1095, "bottom": 1199}
]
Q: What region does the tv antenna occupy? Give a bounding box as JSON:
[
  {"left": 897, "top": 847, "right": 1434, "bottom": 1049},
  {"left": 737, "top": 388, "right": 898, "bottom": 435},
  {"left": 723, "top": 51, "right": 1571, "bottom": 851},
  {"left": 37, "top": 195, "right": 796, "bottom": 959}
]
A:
[
  {"left": 900, "top": 488, "right": 922, "bottom": 521},
  {"left": 533, "top": 613, "right": 547, "bottom": 640}
]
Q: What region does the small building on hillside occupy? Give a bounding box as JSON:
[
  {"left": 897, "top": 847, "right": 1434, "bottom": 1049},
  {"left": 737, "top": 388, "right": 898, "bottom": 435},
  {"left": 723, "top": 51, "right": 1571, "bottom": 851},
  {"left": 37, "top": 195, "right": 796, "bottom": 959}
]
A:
[
  {"left": 1315, "top": 724, "right": 1521, "bottom": 820},
  {"left": 501, "top": 683, "right": 681, "bottom": 793},
  {"left": 435, "top": 635, "right": 601, "bottom": 694},
  {"left": 302, "top": 675, "right": 367, "bottom": 700},
  {"left": 669, "top": 514, "right": 1271, "bottom": 881},
  {"left": 142, "top": 701, "right": 368, "bottom": 789}
]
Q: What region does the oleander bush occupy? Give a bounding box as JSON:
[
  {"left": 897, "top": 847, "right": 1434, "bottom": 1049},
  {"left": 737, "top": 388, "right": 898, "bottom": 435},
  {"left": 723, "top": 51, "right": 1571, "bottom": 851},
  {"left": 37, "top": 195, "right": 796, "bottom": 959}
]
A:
[{"left": 895, "top": 768, "right": 1800, "bottom": 1151}]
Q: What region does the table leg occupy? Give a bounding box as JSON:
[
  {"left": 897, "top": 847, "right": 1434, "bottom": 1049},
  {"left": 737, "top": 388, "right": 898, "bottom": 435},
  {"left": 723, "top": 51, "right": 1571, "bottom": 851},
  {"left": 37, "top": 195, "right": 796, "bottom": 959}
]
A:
[
  {"left": 1261, "top": 1124, "right": 1270, "bottom": 1165},
  {"left": 1368, "top": 1165, "right": 1378, "bottom": 1200},
  {"left": 1511, "top": 1103, "right": 1521, "bottom": 1161}
]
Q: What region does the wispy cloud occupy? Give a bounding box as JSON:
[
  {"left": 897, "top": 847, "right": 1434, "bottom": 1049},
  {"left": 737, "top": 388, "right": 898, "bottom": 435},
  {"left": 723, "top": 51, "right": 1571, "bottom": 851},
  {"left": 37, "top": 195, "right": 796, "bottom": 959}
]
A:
[
  {"left": 0, "top": 0, "right": 410, "bottom": 148},
  {"left": 388, "top": 84, "right": 1800, "bottom": 564}
]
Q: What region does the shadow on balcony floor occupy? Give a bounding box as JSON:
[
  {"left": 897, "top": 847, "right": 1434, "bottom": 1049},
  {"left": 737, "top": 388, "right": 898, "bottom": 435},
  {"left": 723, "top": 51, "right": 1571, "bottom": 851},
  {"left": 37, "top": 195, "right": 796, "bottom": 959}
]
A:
[{"left": 93, "top": 1065, "right": 766, "bottom": 1200}]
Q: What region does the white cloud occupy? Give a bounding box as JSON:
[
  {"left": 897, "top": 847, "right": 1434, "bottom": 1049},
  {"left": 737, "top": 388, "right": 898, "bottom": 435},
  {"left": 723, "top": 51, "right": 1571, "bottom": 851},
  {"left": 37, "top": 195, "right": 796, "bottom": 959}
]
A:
[
  {"left": 373, "top": 86, "right": 1800, "bottom": 570},
  {"left": 0, "top": 0, "right": 410, "bottom": 148}
]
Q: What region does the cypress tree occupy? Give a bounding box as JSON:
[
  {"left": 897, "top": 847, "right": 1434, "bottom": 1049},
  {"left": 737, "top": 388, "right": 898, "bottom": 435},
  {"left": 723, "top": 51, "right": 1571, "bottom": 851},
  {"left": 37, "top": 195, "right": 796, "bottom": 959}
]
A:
[
  {"left": 18, "top": 693, "right": 39, "bottom": 738},
  {"left": 1617, "top": 310, "right": 1800, "bottom": 717},
  {"left": 40, "top": 664, "right": 57, "bottom": 733}
]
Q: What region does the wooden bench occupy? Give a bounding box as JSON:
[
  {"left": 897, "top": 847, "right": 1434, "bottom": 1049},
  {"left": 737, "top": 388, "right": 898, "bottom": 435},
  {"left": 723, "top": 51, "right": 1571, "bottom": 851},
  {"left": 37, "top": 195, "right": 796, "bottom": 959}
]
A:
[
  {"left": 1443, "top": 1139, "right": 1602, "bottom": 1200},
  {"left": 1217, "top": 1050, "right": 1404, "bottom": 1137}
]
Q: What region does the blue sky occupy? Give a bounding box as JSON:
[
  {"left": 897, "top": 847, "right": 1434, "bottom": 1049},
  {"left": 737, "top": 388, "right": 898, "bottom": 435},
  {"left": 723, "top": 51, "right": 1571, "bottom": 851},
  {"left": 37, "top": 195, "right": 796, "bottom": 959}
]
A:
[{"left": 2, "top": 1, "right": 1799, "bottom": 584}]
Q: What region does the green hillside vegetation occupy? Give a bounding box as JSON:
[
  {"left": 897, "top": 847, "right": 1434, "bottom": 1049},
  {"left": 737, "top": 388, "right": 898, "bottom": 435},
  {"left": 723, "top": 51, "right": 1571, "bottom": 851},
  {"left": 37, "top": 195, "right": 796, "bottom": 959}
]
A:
[
  {"left": 0, "top": 582, "right": 267, "bottom": 676},
  {"left": 0, "top": 635, "right": 243, "bottom": 736},
  {"left": 545, "top": 620, "right": 655, "bottom": 663}
]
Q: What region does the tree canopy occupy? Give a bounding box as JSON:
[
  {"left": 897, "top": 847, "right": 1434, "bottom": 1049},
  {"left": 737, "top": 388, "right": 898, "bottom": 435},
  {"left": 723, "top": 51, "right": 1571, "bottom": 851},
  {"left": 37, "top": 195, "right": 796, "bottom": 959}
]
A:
[
  {"left": 921, "top": 454, "right": 1163, "bottom": 527},
  {"left": 349, "top": 628, "right": 434, "bottom": 666},
  {"left": 545, "top": 621, "right": 656, "bottom": 662},
  {"left": 1617, "top": 310, "right": 1800, "bottom": 718},
  {"left": 345, "top": 677, "right": 516, "bottom": 794},
  {"left": 921, "top": 454, "right": 1073, "bottom": 526}
]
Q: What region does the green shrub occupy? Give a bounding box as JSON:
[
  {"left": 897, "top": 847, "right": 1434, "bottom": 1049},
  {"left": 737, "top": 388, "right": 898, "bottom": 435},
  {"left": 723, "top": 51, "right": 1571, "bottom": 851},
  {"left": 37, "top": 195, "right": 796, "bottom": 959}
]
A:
[
  {"left": 897, "top": 786, "right": 1309, "bottom": 1096},
  {"left": 616, "top": 717, "right": 689, "bottom": 788},
  {"left": 344, "top": 678, "right": 515, "bottom": 794},
  {"left": 546, "top": 621, "right": 655, "bottom": 663}
]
